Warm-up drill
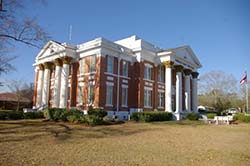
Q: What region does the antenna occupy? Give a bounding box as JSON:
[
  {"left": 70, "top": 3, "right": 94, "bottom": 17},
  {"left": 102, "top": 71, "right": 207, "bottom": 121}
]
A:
[{"left": 69, "top": 25, "right": 72, "bottom": 42}]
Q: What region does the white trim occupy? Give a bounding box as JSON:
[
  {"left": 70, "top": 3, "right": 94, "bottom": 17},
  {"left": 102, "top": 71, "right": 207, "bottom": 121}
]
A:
[
  {"left": 79, "top": 82, "right": 85, "bottom": 86},
  {"left": 122, "top": 79, "right": 128, "bottom": 84},
  {"left": 121, "top": 105, "right": 128, "bottom": 108},
  {"left": 89, "top": 75, "right": 95, "bottom": 80},
  {"left": 143, "top": 79, "right": 154, "bottom": 83},
  {"left": 77, "top": 73, "right": 85, "bottom": 77},
  {"left": 145, "top": 82, "right": 153, "bottom": 87},
  {"left": 122, "top": 84, "right": 128, "bottom": 88},
  {"left": 158, "top": 106, "right": 164, "bottom": 109},
  {"left": 80, "top": 71, "right": 96, "bottom": 76},
  {"left": 144, "top": 63, "right": 153, "bottom": 68},
  {"left": 78, "top": 77, "right": 84, "bottom": 81},
  {"left": 144, "top": 106, "right": 153, "bottom": 109},
  {"left": 88, "top": 81, "right": 95, "bottom": 86},
  {"left": 104, "top": 72, "right": 131, "bottom": 79},
  {"left": 158, "top": 82, "right": 165, "bottom": 85},
  {"left": 144, "top": 86, "right": 153, "bottom": 91},
  {"left": 76, "top": 103, "right": 83, "bottom": 106},
  {"left": 105, "top": 104, "right": 113, "bottom": 107},
  {"left": 107, "top": 76, "right": 114, "bottom": 81},
  {"left": 158, "top": 89, "right": 165, "bottom": 93},
  {"left": 106, "top": 81, "right": 114, "bottom": 86}
]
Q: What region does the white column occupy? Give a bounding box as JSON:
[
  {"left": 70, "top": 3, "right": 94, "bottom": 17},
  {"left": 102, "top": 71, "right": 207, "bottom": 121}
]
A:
[
  {"left": 184, "top": 69, "right": 191, "bottom": 112},
  {"left": 53, "top": 60, "right": 62, "bottom": 108},
  {"left": 59, "top": 57, "right": 72, "bottom": 108},
  {"left": 164, "top": 61, "right": 174, "bottom": 112},
  {"left": 36, "top": 65, "right": 44, "bottom": 107},
  {"left": 192, "top": 72, "right": 199, "bottom": 112},
  {"left": 42, "top": 62, "right": 52, "bottom": 106},
  {"left": 175, "top": 66, "right": 183, "bottom": 114}
]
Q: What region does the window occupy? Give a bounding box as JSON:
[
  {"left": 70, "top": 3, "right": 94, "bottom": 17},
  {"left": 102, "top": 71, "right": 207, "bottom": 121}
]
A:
[
  {"left": 88, "top": 85, "right": 94, "bottom": 105},
  {"left": 79, "top": 58, "right": 85, "bottom": 75},
  {"left": 77, "top": 86, "right": 84, "bottom": 104},
  {"left": 158, "top": 92, "right": 165, "bottom": 108},
  {"left": 122, "top": 87, "right": 128, "bottom": 106},
  {"left": 144, "top": 89, "right": 152, "bottom": 107},
  {"left": 144, "top": 65, "right": 152, "bottom": 80},
  {"left": 106, "top": 85, "right": 113, "bottom": 105},
  {"left": 122, "top": 61, "right": 128, "bottom": 76},
  {"left": 90, "top": 56, "right": 96, "bottom": 72},
  {"left": 158, "top": 65, "right": 165, "bottom": 82},
  {"left": 68, "top": 64, "right": 72, "bottom": 76},
  {"left": 107, "top": 56, "right": 114, "bottom": 73}
]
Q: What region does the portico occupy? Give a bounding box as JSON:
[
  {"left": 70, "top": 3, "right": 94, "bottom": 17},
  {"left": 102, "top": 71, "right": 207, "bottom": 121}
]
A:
[{"left": 159, "top": 46, "right": 201, "bottom": 120}]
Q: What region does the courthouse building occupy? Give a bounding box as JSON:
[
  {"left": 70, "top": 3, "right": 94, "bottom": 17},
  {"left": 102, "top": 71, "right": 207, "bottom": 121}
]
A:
[{"left": 33, "top": 35, "right": 201, "bottom": 120}]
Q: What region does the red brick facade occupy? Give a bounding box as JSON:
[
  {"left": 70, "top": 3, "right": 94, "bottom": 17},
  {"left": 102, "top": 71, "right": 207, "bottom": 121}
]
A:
[{"left": 33, "top": 36, "right": 201, "bottom": 120}]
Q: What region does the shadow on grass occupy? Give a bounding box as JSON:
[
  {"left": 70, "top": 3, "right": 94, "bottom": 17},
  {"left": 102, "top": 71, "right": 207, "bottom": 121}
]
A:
[
  {"left": 0, "top": 120, "right": 161, "bottom": 143},
  {"left": 151, "top": 120, "right": 207, "bottom": 126}
]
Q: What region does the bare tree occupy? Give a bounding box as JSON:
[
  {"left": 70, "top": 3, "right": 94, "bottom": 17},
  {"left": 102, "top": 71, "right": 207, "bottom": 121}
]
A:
[
  {"left": 7, "top": 80, "right": 33, "bottom": 111},
  {"left": 198, "top": 70, "right": 239, "bottom": 112},
  {"left": 0, "top": 0, "right": 49, "bottom": 74}
]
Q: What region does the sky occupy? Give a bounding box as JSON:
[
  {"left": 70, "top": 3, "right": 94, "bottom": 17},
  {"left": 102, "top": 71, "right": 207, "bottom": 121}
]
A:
[{"left": 1, "top": 0, "right": 250, "bottom": 92}]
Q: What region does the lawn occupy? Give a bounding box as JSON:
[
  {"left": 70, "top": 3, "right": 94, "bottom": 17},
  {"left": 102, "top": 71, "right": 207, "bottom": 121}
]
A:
[{"left": 0, "top": 120, "right": 249, "bottom": 166}]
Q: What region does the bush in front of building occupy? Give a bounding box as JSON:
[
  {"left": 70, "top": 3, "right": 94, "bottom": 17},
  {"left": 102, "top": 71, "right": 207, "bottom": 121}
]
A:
[
  {"left": 0, "top": 110, "right": 44, "bottom": 120},
  {"left": 185, "top": 113, "right": 199, "bottom": 121},
  {"left": 131, "top": 112, "right": 173, "bottom": 122},
  {"left": 23, "top": 111, "right": 44, "bottom": 119},
  {"left": 207, "top": 113, "right": 217, "bottom": 119},
  {"left": 88, "top": 108, "right": 107, "bottom": 118},
  {"left": 233, "top": 113, "right": 250, "bottom": 123},
  {"left": 0, "top": 110, "right": 23, "bottom": 120},
  {"left": 43, "top": 108, "right": 83, "bottom": 121},
  {"left": 43, "top": 108, "right": 108, "bottom": 126},
  {"left": 82, "top": 115, "right": 104, "bottom": 126}
]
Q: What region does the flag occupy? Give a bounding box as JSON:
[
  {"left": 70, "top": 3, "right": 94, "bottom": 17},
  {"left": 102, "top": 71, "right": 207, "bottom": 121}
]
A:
[{"left": 240, "top": 71, "right": 247, "bottom": 85}]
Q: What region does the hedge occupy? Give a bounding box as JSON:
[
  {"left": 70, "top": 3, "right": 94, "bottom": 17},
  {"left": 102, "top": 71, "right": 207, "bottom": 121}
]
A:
[
  {"left": 185, "top": 113, "right": 199, "bottom": 121},
  {"left": 131, "top": 112, "right": 173, "bottom": 122},
  {"left": 0, "top": 110, "right": 44, "bottom": 120},
  {"left": 233, "top": 113, "right": 250, "bottom": 123},
  {"left": 43, "top": 108, "right": 109, "bottom": 126},
  {"left": 207, "top": 113, "right": 217, "bottom": 119}
]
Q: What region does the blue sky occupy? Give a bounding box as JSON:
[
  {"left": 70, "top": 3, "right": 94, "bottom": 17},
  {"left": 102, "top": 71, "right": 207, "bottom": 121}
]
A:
[{"left": 1, "top": 0, "right": 250, "bottom": 92}]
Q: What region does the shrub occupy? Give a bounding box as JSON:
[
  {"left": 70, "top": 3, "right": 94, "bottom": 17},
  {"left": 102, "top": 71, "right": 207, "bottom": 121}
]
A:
[
  {"left": 43, "top": 108, "right": 54, "bottom": 120},
  {"left": 43, "top": 108, "right": 83, "bottom": 121},
  {"left": 233, "top": 113, "right": 250, "bottom": 123},
  {"left": 185, "top": 113, "right": 199, "bottom": 121},
  {"left": 59, "top": 109, "right": 74, "bottom": 122},
  {"left": 0, "top": 110, "right": 10, "bottom": 120},
  {"left": 131, "top": 112, "right": 173, "bottom": 122},
  {"left": 88, "top": 108, "right": 107, "bottom": 118},
  {"left": 207, "top": 113, "right": 217, "bottom": 119},
  {"left": 23, "top": 111, "right": 44, "bottom": 119},
  {"left": 66, "top": 115, "right": 82, "bottom": 123},
  {"left": 6, "top": 111, "right": 23, "bottom": 120},
  {"left": 83, "top": 115, "right": 103, "bottom": 126}
]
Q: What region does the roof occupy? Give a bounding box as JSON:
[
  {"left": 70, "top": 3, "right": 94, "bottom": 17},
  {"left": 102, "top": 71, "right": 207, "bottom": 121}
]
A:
[{"left": 0, "top": 93, "right": 31, "bottom": 103}]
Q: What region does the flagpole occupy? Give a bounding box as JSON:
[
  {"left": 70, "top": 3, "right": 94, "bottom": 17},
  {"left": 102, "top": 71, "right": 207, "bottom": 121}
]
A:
[{"left": 247, "top": 81, "right": 249, "bottom": 113}]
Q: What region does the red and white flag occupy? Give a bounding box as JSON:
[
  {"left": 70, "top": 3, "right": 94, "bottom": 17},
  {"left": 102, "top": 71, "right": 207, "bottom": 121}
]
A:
[{"left": 240, "top": 71, "right": 247, "bottom": 85}]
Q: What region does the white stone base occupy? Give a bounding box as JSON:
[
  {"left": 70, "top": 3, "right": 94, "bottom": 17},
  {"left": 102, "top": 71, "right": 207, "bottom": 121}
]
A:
[
  {"left": 107, "top": 111, "right": 129, "bottom": 121},
  {"left": 107, "top": 108, "right": 143, "bottom": 121},
  {"left": 173, "top": 112, "right": 183, "bottom": 120}
]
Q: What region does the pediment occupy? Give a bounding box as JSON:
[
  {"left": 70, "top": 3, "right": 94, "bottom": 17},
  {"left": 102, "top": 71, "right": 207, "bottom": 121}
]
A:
[
  {"left": 170, "top": 46, "right": 202, "bottom": 68},
  {"left": 36, "top": 41, "right": 66, "bottom": 61}
]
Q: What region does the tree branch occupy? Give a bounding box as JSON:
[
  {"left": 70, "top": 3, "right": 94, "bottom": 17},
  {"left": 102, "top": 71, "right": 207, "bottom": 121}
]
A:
[{"left": 0, "top": 34, "right": 41, "bottom": 48}]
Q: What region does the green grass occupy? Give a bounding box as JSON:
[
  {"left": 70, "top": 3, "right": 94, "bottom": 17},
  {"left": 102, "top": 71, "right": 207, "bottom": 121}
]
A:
[{"left": 0, "top": 119, "right": 250, "bottom": 166}]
